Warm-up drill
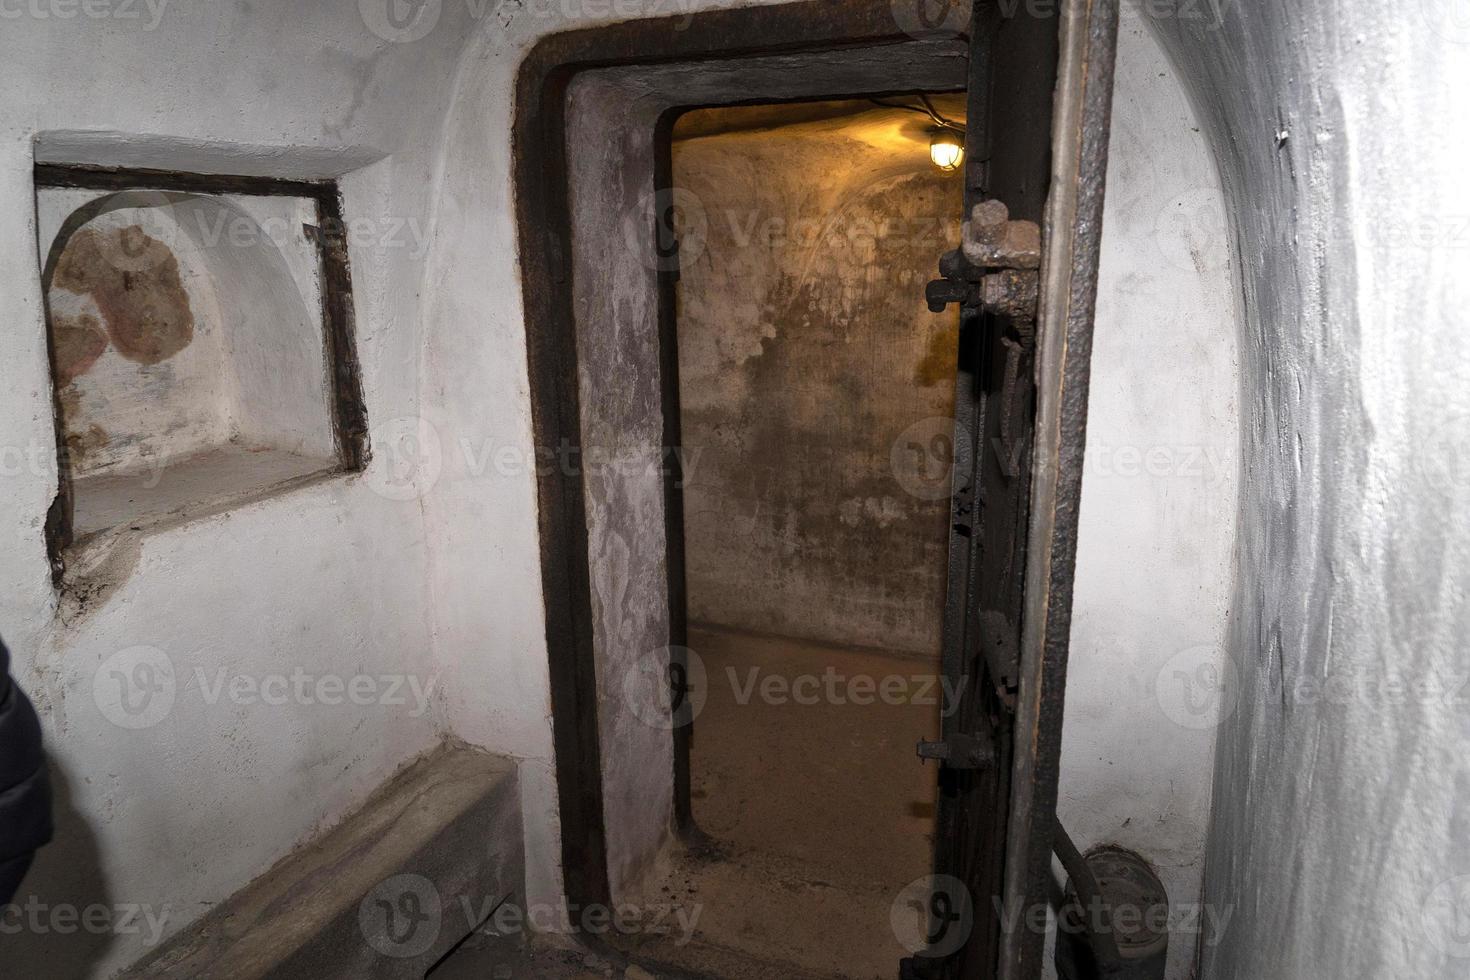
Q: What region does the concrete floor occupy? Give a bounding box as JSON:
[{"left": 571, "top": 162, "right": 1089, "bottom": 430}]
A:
[{"left": 437, "top": 626, "right": 942, "bottom": 979}]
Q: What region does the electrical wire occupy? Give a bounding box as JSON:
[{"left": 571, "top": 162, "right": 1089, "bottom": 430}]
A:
[{"left": 867, "top": 95, "right": 965, "bottom": 133}]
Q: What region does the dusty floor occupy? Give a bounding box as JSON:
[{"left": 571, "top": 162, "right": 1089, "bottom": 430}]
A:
[
  {"left": 436, "top": 626, "right": 942, "bottom": 979},
  {"left": 617, "top": 626, "right": 942, "bottom": 978},
  {"left": 686, "top": 625, "right": 939, "bottom": 886}
]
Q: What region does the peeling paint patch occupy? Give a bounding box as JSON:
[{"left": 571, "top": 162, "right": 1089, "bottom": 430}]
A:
[
  {"left": 64, "top": 424, "right": 110, "bottom": 464},
  {"left": 53, "top": 225, "right": 195, "bottom": 365},
  {"left": 50, "top": 311, "right": 109, "bottom": 383}
]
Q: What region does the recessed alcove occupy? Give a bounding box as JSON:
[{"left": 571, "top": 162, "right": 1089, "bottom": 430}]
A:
[{"left": 36, "top": 168, "right": 366, "bottom": 547}]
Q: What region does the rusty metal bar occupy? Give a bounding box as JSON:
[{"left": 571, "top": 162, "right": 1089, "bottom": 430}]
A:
[{"left": 998, "top": 0, "right": 1120, "bottom": 977}]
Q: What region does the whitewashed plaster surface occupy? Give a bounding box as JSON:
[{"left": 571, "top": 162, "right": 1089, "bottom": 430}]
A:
[
  {"left": 39, "top": 189, "right": 336, "bottom": 477},
  {"left": 1144, "top": 2, "right": 1470, "bottom": 977},
  {"left": 0, "top": 3, "right": 481, "bottom": 975}
]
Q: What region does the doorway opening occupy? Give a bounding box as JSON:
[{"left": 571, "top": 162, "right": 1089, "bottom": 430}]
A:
[
  {"left": 663, "top": 95, "right": 966, "bottom": 977},
  {"left": 508, "top": 1, "right": 1108, "bottom": 977},
  {"left": 510, "top": 0, "right": 974, "bottom": 927}
]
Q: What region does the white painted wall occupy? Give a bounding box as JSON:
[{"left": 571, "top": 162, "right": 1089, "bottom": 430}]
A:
[
  {"left": 0, "top": 4, "right": 484, "bottom": 975},
  {"left": 1050, "top": 12, "right": 1237, "bottom": 978},
  {"left": 348, "top": 4, "right": 1470, "bottom": 976},
  {"left": 1146, "top": 3, "right": 1470, "bottom": 978}
]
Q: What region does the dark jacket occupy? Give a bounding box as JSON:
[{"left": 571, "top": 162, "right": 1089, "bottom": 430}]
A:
[{"left": 0, "top": 637, "right": 51, "bottom": 902}]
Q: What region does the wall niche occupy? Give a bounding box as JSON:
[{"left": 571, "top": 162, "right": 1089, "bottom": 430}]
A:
[{"left": 35, "top": 166, "right": 367, "bottom": 557}]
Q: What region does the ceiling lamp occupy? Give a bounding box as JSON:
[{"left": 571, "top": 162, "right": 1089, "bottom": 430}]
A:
[{"left": 930, "top": 128, "right": 964, "bottom": 173}]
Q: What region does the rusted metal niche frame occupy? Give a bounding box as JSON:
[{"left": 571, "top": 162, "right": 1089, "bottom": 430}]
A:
[
  {"left": 513, "top": 0, "right": 983, "bottom": 913},
  {"left": 33, "top": 163, "right": 370, "bottom": 579}
]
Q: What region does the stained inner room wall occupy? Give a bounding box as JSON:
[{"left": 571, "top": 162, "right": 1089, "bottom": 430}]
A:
[{"left": 671, "top": 100, "right": 963, "bottom": 656}]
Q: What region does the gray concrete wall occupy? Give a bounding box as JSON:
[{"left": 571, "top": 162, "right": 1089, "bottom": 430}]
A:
[
  {"left": 672, "top": 109, "right": 962, "bottom": 656},
  {"left": 1141, "top": 4, "right": 1470, "bottom": 978}
]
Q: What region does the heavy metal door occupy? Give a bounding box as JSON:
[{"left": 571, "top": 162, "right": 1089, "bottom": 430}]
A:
[{"left": 911, "top": 2, "right": 1119, "bottom": 978}]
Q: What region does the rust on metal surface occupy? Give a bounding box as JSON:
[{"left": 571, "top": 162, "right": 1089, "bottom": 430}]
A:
[
  {"left": 962, "top": 199, "right": 1042, "bottom": 269},
  {"left": 980, "top": 269, "right": 1039, "bottom": 321},
  {"left": 1000, "top": 1, "right": 1122, "bottom": 978}
]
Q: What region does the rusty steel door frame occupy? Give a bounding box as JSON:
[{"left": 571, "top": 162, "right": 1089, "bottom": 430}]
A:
[
  {"left": 925, "top": 4, "right": 1055, "bottom": 979},
  {"left": 513, "top": 1, "right": 1118, "bottom": 975},
  {"left": 513, "top": 0, "right": 990, "bottom": 916},
  {"left": 918, "top": 1, "right": 1118, "bottom": 977},
  {"left": 1000, "top": 2, "right": 1120, "bottom": 977}
]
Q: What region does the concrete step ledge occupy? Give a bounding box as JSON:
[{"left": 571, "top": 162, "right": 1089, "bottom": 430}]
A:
[{"left": 121, "top": 740, "right": 524, "bottom": 980}]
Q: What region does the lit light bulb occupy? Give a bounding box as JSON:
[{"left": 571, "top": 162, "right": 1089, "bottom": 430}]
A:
[{"left": 930, "top": 129, "right": 964, "bottom": 173}]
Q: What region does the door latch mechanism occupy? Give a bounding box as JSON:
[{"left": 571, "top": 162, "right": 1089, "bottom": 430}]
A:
[
  {"left": 916, "top": 731, "right": 996, "bottom": 769},
  {"left": 925, "top": 199, "right": 1041, "bottom": 322}
]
